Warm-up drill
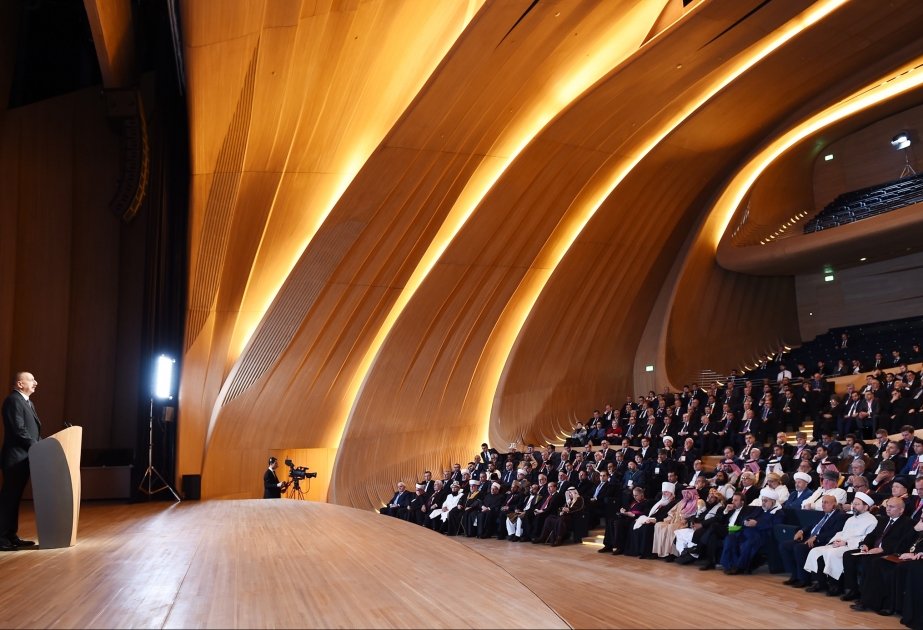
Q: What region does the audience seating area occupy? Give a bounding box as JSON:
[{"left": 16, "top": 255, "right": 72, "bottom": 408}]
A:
[
  {"left": 804, "top": 170, "right": 923, "bottom": 234},
  {"left": 379, "top": 320, "right": 923, "bottom": 630}
]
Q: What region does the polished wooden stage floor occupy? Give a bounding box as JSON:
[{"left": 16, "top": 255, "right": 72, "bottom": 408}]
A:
[{"left": 0, "top": 501, "right": 903, "bottom": 629}]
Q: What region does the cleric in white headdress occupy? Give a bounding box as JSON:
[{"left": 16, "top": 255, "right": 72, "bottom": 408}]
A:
[
  {"left": 803, "top": 492, "right": 879, "bottom": 588},
  {"left": 719, "top": 486, "right": 785, "bottom": 575}
]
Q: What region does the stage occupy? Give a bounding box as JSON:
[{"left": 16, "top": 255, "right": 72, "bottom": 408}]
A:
[{"left": 0, "top": 500, "right": 904, "bottom": 629}]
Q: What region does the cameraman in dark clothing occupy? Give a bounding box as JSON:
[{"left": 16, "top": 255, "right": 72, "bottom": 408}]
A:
[{"left": 264, "top": 457, "right": 286, "bottom": 498}]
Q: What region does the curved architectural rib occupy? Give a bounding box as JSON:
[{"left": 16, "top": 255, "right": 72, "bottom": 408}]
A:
[
  {"left": 197, "top": 0, "right": 674, "bottom": 499},
  {"left": 178, "top": 0, "right": 486, "bottom": 484}
]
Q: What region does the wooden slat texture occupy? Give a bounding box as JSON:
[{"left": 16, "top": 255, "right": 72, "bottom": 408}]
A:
[
  {"left": 177, "top": 0, "right": 486, "bottom": 486},
  {"left": 0, "top": 501, "right": 567, "bottom": 629},
  {"left": 190, "top": 0, "right": 673, "bottom": 499}
]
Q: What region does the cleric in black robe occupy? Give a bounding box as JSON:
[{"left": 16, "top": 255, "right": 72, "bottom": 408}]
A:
[
  {"left": 901, "top": 559, "right": 923, "bottom": 629},
  {"left": 404, "top": 484, "right": 428, "bottom": 524},
  {"left": 625, "top": 482, "right": 678, "bottom": 558},
  {"left": 600, "top": 486, "right": 649, "bottom": 554},
  {"left": 461, "top": 481, "right": 486, "bottom": 537},
  {"left": 474, "top": 482, "right": 507, "bottom": 538},
  {"left": 857, "top": 522, "right": 923, "bottom": 614}
]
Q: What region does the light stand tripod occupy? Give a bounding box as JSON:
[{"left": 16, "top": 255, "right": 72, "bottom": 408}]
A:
[
  {"left": 900, "top": 148, "right": 917, "bottom": 178},
  {"left": 139, "top": 398, "right": 181, "bottom": 501}
]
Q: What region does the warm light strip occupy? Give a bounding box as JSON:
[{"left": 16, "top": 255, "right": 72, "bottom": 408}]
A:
[
  {"left": 712, "top": 58, "right": 923, "bottom": 249},
  {"left": 333, "top": 0, "right": 673, "bottom": 449},
  {"left": 475, "top": 0, "right": 851, "bottom": 443}
]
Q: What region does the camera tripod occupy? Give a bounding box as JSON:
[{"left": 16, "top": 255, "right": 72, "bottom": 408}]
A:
[{"left": 286, "top": 478, "right": 306, "bottom": 500}]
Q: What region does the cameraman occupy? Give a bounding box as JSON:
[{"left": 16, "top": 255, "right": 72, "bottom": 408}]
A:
[{"left": 264, "top": 457, "right": 285, "bottom": 499}]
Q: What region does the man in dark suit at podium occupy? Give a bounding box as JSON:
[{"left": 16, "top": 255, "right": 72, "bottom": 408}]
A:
[{"left": 0, "top": 371, "right": 41, "bottom": 551}]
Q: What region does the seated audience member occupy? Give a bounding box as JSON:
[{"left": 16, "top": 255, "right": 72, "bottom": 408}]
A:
[
  {"left": 870, "top": 460, "right": 896, "bottom": 500},
  {"left": 840, "top": 497, "right": 914, "bottom": 603},
  {"left": 802, "top": 470, "right": 847, "bottom": 510},
  {"left": 505, "top": 483, "right": 540, "bottom": 542},
  {"left": 599, "top": 486, "right": 650, "bottom": 555},
  {"left": 605, "top": 419, "right": 623, "bottom": 441},
  {"left": 404, "top": 483, "right": 428, "bottom": 523},
  {"left": 720, "top": 487, "right": 784, "bottom": 575},
  {"left": 586, "top": 470, "right": 617, "bottom": 522},
  {"left": 458, "top": 480, "right": 485, "bottom": 537},
  {"left": 625, "top": 482, "right": 678, "bottom": 559},
  {"left": 566, "top": 422, "right": 588, "bottom": 447},
  {"left": 790, "top": 432, "right": 813, "bottom": 466},
  {"left": 738, "top": 472, "right": 760, "bottom": 505},
  {"left": 431, "top": 482, "right": 463, "bottom": 532},
  {"left": 695, "top": 492, "right": 748, "bottom": 571},
  {"left": 853, "top": 519, "right": 923, "bottom": 615},
  {"left": 654, "top": 487, "right": 703, "bottom": 561},
  {"left": 535, "top": 487, "right": 584, "bottom": 546},
  {"left": 900, "top": 438, "right": 923, "bottom": 476},
  {"left": 802, "top": 492, "right": 878, "bottom": 596},
  {"left": 380, "top": 482, "right": 411, "bottom": 518},
  {"left": 530, "top": 481, "right": 564, "bottom": 540},
  {"left": 674, "top": 489, "right": 725, "bottom": 563},
  {"left": 765, "top": 444, "right": 791, "bottom": 476},
  {"left": 420, "top": 480, "right": 447, "bottom": 529},
  {"left": 713, "top": 470, "right": 735, "bottom": 501},
  {"left": 472, "top": 482, "right": 506, "bottom": 538},
  {"left": 587, "top": 420, "right": 607, "bottom": 445},
  {"left": 779, "top": 495, "right": 848, "bottom": 588},
  {"left": 782, "top": 472, "right": 814, "bottom": 509},
  {"left": 753, "top": 472, "right": 789, "bottom": 506}
]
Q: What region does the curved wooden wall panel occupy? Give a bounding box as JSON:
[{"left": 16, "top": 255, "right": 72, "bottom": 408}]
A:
[
  {"left": 177, "top": 0, "right": 486, "bottom": 483},
  {"left": 331, "top": 0, "right": 818, "bottom": 509},
  {"left": 195, "top": 0, "right": 678, "bottom": 499},
  {"left": 175, "top": 0, "right": 923, "bottom": 506}
]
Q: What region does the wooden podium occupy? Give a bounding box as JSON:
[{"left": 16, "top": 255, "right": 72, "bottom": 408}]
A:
[{"left": 28, "top": 426, "right": 82, "bottom": 549}]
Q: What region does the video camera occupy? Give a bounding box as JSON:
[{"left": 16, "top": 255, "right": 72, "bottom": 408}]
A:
[{"left": 284, "top": 459, "right": 318, "bottom": 481}]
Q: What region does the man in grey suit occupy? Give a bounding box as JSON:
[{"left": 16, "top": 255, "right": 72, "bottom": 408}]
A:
[{"left": 0, "top": 372, "right": 41, "bottom": 551}]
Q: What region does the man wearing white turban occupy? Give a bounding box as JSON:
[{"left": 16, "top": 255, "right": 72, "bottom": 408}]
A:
[{"left": 801, "top": 492, "right": 878, "bottom": 596}]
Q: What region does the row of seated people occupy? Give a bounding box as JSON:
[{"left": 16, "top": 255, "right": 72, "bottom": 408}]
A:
[
  {"left": 566, "top": 371, "right": 922, "bottom": 453},
  {"left": 417, "top": 428, "right": 921, "bottom": 500},
  {"left": 747, "top": 340, "right": 922, "bottom": 381},
  {"left": 379, "top": 435, "right": 923, "bottom": 629}
]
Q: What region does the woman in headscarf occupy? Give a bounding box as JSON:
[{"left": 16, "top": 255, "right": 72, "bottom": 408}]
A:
[
  {"left": 626, "top": 482, "right": 679, "bottom": 559},
  {"left": 538, "top": 487, "right": 584, "bottom": 546},
  {"left": 653, "top": 487, "right": 704, "bottom": 559}
]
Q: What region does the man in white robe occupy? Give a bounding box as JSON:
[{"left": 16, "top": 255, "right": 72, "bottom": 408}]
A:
[{"left": 802, "top": 492, "right": 878, "bottom": 596}]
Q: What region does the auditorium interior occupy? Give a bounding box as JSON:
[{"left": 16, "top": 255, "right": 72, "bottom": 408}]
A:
[{"left": 3, "top": 0, "right": 923, "bottom": 627}]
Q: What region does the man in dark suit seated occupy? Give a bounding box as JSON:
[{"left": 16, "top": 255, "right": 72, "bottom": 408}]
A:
[
  {"left": 380, "top": 482, "right": 411, "bottom": 518},
  {"left": 779, "top": 495, "right": 848, "bottom": 587},
  {"left": 530, "top": 481, "right": 564, "bottom": 541},
  {"left": 263, "top": 457, "right": 285, "bottom": 498},
  {"left": 841, "top": 497, "right": 915, "bottom": 603},
  {"left": 0, "top": 372, "right": 42, "bottom": 552},
  {"left": 695, "top": 492, "right": 749, "bottom": 571}
]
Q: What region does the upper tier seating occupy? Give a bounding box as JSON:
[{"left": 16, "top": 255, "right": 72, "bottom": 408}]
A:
[{"left": 804, "top": 170, "right": 923, "bottom": 234}]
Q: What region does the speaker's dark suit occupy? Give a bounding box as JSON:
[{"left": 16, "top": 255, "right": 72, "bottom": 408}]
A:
[{"left": 0, "top": 391, "right": 42, "bottom": 541}]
